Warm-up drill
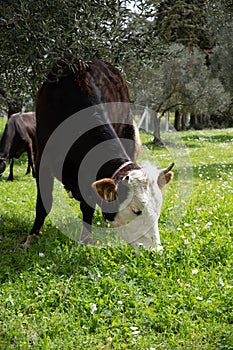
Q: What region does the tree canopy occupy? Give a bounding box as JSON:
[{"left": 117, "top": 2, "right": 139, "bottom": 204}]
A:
[
  {"left": 1, "top": 0, "right": 233, "bottom": 129},
  {"left": 0, "top": 0, "right": 135, "bottom": 113}
]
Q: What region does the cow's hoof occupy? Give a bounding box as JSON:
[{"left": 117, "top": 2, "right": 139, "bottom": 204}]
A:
[
  {"left": 20, "top": 234, "right": 37, "bottom": 249},
  {"left": 156, "top": 244, "right": 163, "bottom": 252},
  {"left": 149, "top": 245, "right": 163, "bottom": 258},
  {"left": 79, "top": 234, "right": 94, "bottom": 245}
]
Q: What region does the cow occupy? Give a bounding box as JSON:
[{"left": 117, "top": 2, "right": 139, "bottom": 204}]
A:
[
  {"left": 22, "top": 56, "right": 174, "bottom": 250},
  {"left": 0, "top": 112, "right": 36, "bottom": 181}
]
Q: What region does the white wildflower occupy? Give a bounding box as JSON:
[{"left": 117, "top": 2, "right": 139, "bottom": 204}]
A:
[
  {"left": 132, "top": 330, "right": 140, "bottom": 335},
  {"left": 219, "top": 278, "right": 225, "bottom": 287},
  {"left": 89, "top": 303, "right": 97, "bottom": 314}
]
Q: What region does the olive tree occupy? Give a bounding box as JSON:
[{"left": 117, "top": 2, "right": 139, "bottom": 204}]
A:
[
  {"left": 0, "top": 0, "right": 135, "bottom": 115},
  {"left": 132, "top": 44, "right": 230, "bottom": 140}
]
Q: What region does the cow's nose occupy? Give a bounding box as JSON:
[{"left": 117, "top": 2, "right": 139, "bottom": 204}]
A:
[{"left": 0, "top": 161, "right": 6, "bottom": 174}]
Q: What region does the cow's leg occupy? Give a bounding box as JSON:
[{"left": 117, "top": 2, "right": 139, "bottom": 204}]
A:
[
  {"left": 26, "top": 144, "right": 35, "bottom": 178},
  {"left": 25, "top": 150, "right": 31, "bottom": 175},
  {"left": 79, "top": 201, "right": 95, "bottom": 245},
  {"left": 21, "top": 171, "right": 54, "bottom": 248},
  {"left": 7, "top": 158, "right": 14, "bottom": 181}
]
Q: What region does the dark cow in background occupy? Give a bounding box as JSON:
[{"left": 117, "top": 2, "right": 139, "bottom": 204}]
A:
[
  {"left": 0, "top": 112, "right": 36, "bottom": 181},
  {"left": 22, "top": 56, "right": 174, "bottom": 250}
]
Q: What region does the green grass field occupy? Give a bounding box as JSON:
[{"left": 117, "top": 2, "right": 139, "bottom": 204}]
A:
[{"left": 0, "top": 119, "right": 232, "bottom": 349}]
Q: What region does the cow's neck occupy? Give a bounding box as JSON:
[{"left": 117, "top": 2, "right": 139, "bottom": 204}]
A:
[
  {"left": 0, "top": 123, "right": 15, "bottom": 158},
  {"left": 97, "top": 158, "right": 140, "bottom": 182},
  {"left": 111, "top": 160, "right": 140, "bottom": 182},
  {"left": 111, "top": 160, "right": 133, "bottom": 180}
]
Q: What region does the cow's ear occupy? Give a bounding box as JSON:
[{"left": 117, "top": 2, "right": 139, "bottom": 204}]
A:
[
  {"left": 157, "top": 163, "right": 175, "bottom": 189},
  {"left": 92, "top": 178, "right": 118, "bottom": 202},
  {"left": 158, "top": 171, "right": 174, "bottom": 189}
]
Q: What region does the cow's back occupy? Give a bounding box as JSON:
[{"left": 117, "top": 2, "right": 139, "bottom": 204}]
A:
[
  {"left": 12, "top": 112, "right": 36, "bottom": 137},
  {"left": 36, "top": 58, "right": 135, "bottom": 160}
]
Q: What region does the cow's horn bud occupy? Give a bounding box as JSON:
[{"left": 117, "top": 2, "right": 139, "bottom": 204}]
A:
[{"left": 162, "top": 162, "right": 175, "bottom": 174}]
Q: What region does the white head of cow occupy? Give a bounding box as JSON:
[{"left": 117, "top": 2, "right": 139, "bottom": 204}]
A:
[{"left": 92, "top": 162, "right": 174, "bottom": 251}]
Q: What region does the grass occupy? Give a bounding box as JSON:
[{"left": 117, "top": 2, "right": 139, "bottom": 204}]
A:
[{"left": 0, "top": 119, "right": 233, "bottom": 349}]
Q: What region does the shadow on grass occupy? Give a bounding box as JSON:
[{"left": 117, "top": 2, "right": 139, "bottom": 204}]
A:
[
  {"left": 0, "top": 213, "right": 73, "bottom": 281},
  {"left": 0, "top": 212, "right": 130, "bottom": 284},
  {"left": 143, "top": 132, "right": 233, "bottom": 150},
  {"left": 143, "top": 139, "right": 203, "bottom": 150},
  {"left": 169, "top": 163, "right": 232, "bottom": 183},
  {"left": 190, "top": 162, "right": 233, "bottom": 180},
  {"left": 181, "top": 133, "right": 233, "bottom": 143}
]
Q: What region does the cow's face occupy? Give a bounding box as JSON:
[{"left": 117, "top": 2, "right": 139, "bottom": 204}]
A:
[
  {"left": 92, "top": 163, "right": 174, "bottom": 250},
  {"left": 0, "top": 158, "right": 6, "bottom": 176}
]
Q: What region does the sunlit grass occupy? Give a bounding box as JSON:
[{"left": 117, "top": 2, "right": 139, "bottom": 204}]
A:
[{"left": 0, "top": 124, "right": 233, "bottom": 349}]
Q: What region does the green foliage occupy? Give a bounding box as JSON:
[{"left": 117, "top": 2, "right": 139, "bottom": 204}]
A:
[
  {"left": 0, "top": 0, "right": 133, "bottom": 110},
  {"left": 1, "top": 0, "right": 233, "bottom": 127},
  {"left": 156, "top": 0, "right": 213, "bottom": 50},
  {"left": 0, "top": 124, "right": 232, "bottom": 349},
  {"left": 131, "top": 43, "right": 231, "bottom": 123}
]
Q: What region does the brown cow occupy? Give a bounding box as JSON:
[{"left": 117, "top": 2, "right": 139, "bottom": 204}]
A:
[{"left": 0, "top": 112, "right": 36, "bottom": 181}]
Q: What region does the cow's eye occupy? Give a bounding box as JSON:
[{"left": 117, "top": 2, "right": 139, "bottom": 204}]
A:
[{"left": 131, "top": 207, "right": 142, "bottom": 216}]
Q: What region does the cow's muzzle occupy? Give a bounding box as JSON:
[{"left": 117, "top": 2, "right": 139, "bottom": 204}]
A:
[{"left": 0, "top": 159, "right": 7, "bottom": 176}]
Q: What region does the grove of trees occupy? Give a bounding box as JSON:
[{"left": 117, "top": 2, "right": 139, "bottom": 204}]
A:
[{"left": 1, "top": 0, "right": 233, "bottom": 139}]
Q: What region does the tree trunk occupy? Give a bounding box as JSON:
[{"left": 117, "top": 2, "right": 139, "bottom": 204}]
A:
[
  {"left": 174, "top": 110, "right": 181, "bottom": 131},
  {"left": 181, "top": 114, "right": 187, "bottom": 130},
  {"left": 165, "top": 112, "right": 170, "bottom": 132},
  {"left": 190, "top": 114, "right": 197, "bottom": 128}
]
